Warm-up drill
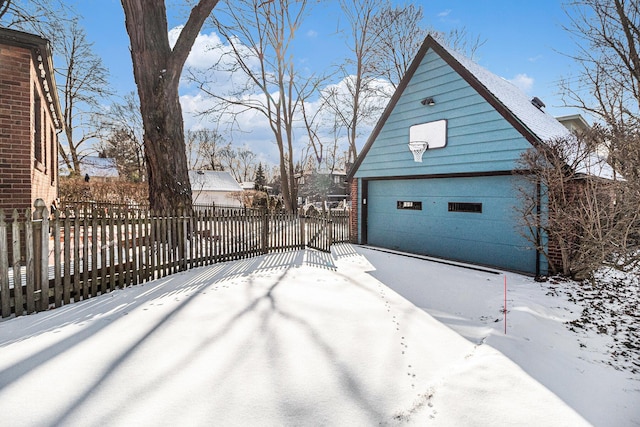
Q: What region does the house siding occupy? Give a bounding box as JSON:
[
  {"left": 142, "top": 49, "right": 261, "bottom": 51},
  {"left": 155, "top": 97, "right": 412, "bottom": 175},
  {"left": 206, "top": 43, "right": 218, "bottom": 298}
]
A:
[
  {"left": 0, "top": 44, "right": 33, "bottom": 212},
  {"left": 31, "top": 57, "right": 59, "bottom": 208},
  {"left": 365, "top": 176, "right": 542, "bottom": 274},
  {"left": 351, "top": 45, "right": 547, "bottom": 275},
  {"left": 354, "top": 50, "right": 531, "bottom": 179}
]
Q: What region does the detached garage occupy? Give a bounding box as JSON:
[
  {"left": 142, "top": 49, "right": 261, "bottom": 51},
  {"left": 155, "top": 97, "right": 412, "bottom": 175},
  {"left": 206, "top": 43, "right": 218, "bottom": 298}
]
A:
[
  {"left": 348, "top": 35, "right": 577, "bottom": 275},
  {"left": 364, "top": 175, "right": 534, "bottom": 273}
]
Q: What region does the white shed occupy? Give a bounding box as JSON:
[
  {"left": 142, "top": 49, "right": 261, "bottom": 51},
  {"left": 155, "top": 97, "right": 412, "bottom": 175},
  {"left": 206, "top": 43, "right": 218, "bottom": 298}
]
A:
[{"left": 189, "top": 170, "right": 243, "bottom": 207}]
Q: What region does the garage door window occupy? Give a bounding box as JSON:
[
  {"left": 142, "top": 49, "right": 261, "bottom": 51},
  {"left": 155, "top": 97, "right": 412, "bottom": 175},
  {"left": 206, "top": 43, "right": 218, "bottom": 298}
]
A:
[
  {"left": 397, "top": 201, "right": 422, "bottom": 210},
  {"left": 448, "top": 202, "right": 482, "bottom": 213}
]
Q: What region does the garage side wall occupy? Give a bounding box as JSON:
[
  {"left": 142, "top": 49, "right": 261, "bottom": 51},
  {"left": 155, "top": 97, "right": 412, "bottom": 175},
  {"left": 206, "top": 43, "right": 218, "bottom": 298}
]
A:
[
  {"left": 352, "top": 47, "right": 547, "bottom": 274},
  {"left": 354, "top": 50, "right": 532, "bottom": 178}
]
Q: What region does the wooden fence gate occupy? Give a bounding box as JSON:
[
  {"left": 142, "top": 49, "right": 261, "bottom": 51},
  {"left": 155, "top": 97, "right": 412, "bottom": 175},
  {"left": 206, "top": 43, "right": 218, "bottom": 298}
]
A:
[{"left": 305, "top": 216, "right": 332, "bottom": 253}]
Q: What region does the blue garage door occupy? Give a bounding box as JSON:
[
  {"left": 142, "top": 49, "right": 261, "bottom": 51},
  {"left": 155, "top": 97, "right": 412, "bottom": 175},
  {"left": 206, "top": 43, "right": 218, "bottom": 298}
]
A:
[{"left": 366, "top": 176, "right": 538, "bottom": 274}]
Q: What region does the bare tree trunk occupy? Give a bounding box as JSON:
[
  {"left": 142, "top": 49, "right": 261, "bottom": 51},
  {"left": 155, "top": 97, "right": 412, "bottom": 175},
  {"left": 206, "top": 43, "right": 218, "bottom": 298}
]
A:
[{"left": 121, "top": 0, "right": 219, "bottom": 211}]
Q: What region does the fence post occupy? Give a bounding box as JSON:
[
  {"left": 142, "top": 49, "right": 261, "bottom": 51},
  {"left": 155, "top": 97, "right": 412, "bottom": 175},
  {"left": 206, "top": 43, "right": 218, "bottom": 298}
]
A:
[
  {"left": 33, "top": 199, "right": 49, "bottom": 312},
  {"left": 328, "top": 219, "right": 334, "bottom": 251},
  {"left": 179, "top": 208, "right": 188, "bottom": 271},
  {"left": 63, "top": 208, "right": 71, "bottom": 305},
  {"left": 0, "top": 210, "right": 10, "bottom": 317},
  {"left": 261, "top": 209, "right": 268, "bottom": 254},
  {"left": 300, "top": 214, "right": 306, "bottom": 249},
  {"left": 12, "top": 209, "right": 24, "bottom": 316},
  {"left": 53, "top": 209, "right": 62, "bottom": 308},
  {"left": 91, "top": 209, "right": 98, "bottom": 296},
  {"left": 25, "top": 208, "right": 35, "bottom": 313}
]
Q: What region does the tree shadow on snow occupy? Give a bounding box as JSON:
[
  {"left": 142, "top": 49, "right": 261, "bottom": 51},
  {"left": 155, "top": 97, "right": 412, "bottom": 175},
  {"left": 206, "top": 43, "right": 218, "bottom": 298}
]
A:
[{"left": 0, "top": 246, "right": 392, "bottom": 425}]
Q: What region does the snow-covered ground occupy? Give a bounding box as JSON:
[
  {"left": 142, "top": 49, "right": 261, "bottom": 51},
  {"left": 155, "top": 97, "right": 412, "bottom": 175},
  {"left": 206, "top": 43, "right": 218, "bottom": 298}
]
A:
[{"left": 0, "top": 244, "right": 637, "bottom": 426}]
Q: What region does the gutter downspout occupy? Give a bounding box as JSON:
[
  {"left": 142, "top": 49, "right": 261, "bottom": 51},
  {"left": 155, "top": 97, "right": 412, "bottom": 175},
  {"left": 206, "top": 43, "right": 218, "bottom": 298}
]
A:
[{"left": 535, "top": 179, "right": 541, "bottom": 278}]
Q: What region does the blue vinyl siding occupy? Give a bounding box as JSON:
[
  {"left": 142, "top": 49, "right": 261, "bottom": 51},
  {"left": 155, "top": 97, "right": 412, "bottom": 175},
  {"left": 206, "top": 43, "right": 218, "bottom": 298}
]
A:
[
  {"left": 352, "top": 45, "right": 548, "bottom": 274},
  {"left": 365, "top": 176, "right": 539, "bottom": 274},
  {"left": 354, "top": 50, "right": 532, "bottom": 179}
]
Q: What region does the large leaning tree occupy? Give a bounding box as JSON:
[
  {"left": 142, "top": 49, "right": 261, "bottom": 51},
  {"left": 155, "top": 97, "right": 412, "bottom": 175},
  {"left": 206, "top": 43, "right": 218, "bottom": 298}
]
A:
[{"left": 120, "top": 0, "right": 220, "bottom": 211}]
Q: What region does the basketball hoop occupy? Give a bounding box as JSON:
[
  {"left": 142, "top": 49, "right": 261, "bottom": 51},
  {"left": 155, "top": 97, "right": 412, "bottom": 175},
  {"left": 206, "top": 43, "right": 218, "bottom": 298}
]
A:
[{"left": 408, "top": 141, "right": 429, "bottom": 162}]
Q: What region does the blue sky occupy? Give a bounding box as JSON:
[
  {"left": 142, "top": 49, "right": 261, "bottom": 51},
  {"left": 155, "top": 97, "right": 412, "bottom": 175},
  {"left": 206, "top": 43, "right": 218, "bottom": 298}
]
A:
[{"left": 70, "top": 0, "right": 584, "bottom": 165}]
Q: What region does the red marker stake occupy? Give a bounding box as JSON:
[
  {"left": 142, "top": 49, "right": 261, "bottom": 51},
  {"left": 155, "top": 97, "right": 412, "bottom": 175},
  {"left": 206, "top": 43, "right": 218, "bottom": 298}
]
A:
[{"left": 504, "top": 275, "right": 507, "bottom": 334}]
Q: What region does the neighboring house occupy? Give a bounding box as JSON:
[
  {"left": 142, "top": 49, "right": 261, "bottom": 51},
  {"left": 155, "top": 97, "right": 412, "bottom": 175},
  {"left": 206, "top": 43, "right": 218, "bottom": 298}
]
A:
[
  {"left": 240, "top": 181, "right": 273, "bottom": 193},
  {"left": 240, "top": 181, "right": 256, "bottom": 191},
  {"left": 0, "top": 27, "right": 63, "bottom": 212},
  {"left": 348, "top": 35, "right": 611, "bottom": 275},
  {"left": 59, "top": 156, "right": 120, "bottom": 182},
  {"left": 557, "top": 114, "right": 590, "bottom": 135},
  {"left": 189, "top": 170, "right": 243, "bottom": 208},
  {"left": 297, "top": 169, "right": 349, "bottom": 207}
]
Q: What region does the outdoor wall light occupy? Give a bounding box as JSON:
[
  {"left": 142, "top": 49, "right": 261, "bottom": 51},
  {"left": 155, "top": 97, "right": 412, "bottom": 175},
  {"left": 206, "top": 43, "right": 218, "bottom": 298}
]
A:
[{"left": 421, "top": 97, "right": 435, "bottom": 106}]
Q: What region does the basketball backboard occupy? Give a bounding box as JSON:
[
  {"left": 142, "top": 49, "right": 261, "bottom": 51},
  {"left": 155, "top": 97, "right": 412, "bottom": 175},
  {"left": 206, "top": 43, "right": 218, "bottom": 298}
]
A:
[{"left": 409, "top": 119, "right": 447, "bottom": 149}]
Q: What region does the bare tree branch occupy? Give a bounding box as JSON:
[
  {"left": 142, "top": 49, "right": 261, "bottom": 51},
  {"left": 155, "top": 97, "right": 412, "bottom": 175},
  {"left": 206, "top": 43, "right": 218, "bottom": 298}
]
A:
[{"left": 189, "top": 0, "right": 320, "bottom": 212}]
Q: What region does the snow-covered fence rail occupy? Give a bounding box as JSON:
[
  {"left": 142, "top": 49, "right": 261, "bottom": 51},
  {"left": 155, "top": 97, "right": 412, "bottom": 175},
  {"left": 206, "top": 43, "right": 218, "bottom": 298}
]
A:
[{"left": 0, "top": 200, "right": 349, "bottom": 318}]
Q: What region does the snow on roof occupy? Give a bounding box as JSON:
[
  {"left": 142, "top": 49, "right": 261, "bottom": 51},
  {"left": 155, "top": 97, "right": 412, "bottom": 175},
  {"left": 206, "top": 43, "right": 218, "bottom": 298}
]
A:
[
  {"left": 444, "top": 46, "right": 572, "bottom": 143},
  {"left": 435, "top": 37, "right": 618, "bottom": 180},
  {"left": 575, "top": 152, "right": 619, "bottom": 180},
  {"left": 82, "top": 156, "right": 119, "bottom": 178},
  {"left": 317, "top": 169, "right": 347, "bottom": 175},
  {"left": 189, "top": 170, "right": 243, "bottom": 192}
]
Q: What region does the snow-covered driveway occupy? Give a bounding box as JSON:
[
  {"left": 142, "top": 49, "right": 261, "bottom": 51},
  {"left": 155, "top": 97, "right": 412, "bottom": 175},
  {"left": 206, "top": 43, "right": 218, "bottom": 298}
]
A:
[{"left": 0, "top": 244, "right": 627, "bottom": 426}]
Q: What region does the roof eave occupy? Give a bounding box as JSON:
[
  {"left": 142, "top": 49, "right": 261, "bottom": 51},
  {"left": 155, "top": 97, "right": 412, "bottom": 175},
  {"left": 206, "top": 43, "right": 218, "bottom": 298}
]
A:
[
  {"left": 0, "top": 28, "right": 65, "bottom": 131},
  {"left": 348, "top": 35, "right": 436, "bottom": 180}
]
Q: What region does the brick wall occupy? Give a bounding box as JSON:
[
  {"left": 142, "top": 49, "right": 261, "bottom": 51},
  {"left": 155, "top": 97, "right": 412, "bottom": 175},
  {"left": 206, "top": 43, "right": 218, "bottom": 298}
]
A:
[
  {"left": 0, "top": 44, "right": 32, "bottom": 213},
  {"left": 349, "top": 178, "right": 358, "bottom": 243},
  {"left": 0, "top": 42, "right": 58, "bottom": 213},
  {"left": 544, "top": 179, "right": 587, "bottom": 275},
  {"left": 546, "top": 238, "right": 563, "bottom": 274}
]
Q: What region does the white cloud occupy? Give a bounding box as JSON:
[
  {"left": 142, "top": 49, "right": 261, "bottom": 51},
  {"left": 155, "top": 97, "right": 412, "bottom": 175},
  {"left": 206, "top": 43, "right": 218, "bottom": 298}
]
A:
[
  {"left": 171, "top": 27, "right": 261, "bottom": 97},
  {"left": 437, "top": 9, "right": 452, "bottom": 17},
  {"left": 306, "top": 29, "right": 318, "bottom": 38},
  {"left": 508, "top": 73, "right": 534, "bottom": 93},
  {"left": 177, "top": 30, "right": 395, "bottom": 167}
]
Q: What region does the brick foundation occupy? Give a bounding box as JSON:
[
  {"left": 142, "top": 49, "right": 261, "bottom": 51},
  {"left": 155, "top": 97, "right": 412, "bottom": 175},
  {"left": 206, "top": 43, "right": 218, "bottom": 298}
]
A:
[{"left": 349, "top": 178, "right": 358, "bottom": 243}]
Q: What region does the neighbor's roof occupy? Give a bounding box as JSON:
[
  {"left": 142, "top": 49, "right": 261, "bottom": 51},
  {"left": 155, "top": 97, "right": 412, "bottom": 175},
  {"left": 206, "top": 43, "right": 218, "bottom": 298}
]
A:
[
  {"left": 189, "top": 170, "right": 243, "bottom": 192},
  {"left": 556, "top": 114, "right": 591, "bottom": 133},
  {"left": 349, "top": 35, "right": 615, "bottom": 180}
]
